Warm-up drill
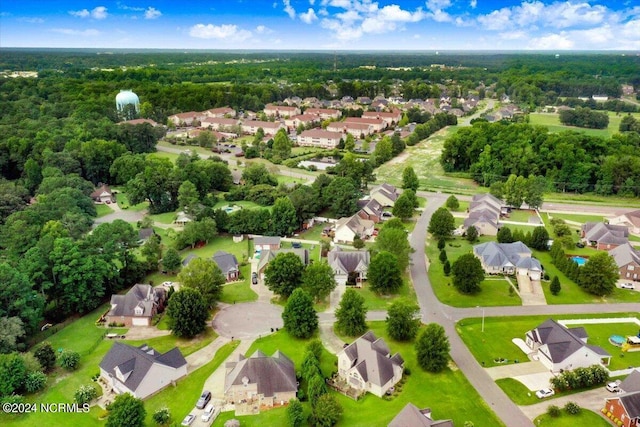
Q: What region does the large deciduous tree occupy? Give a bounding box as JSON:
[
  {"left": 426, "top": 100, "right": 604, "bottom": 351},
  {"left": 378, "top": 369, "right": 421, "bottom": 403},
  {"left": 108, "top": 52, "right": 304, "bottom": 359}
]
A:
[
  {"left": 402, "top": 166, "right": 419, "bottom": 192},
  {"left": 368, "top": 251, "right": 403, "bottom": 295},
  {"left": 312, "top": 393, "right": 343, "bottom": 427},
  {"left": 264, "top": 252, "right": 305, "bottom": 298},
  {"left": 105, "top": 393, "right": 146, "bottom": 427},
  {"left": 271, "top": 197, "right": 299, "bottom": 237},
  {"left": 579, "top": 252, "right": 618, "bottom": 296},
  {"left": 324, "top": 176, "right": 360, "bottom": 218},
  {"left": 415, "top": 323, "right": 450, "bottom": 373},
  {"left": 162, "top": 248, "right": 182, "bottom": 274},
  {"left": 335, "top": 289, "right": 367, "bottom": 337},
  {"left": 375, "top": 226, "right": 413, "bottom": 271},
  {"left": 177, "top": 258, "right": 225, "bottom": 308},
  {"left": 166, "top": 288, "right": 208, "bottom": 338},
  {"left": 428, "top": 207, "right": 455, "bottom": 239},
  {"left": 451, "top": 253, "right": 484, "bottom": 294},
  {"left": 392, "top": 192, "right": 415, "bottom": 220},
  {"left": 242, "top": 163, "right": 278, "bottom": 186},
  {"left": 282, "top": 288, "right": 318, "bottom": 339},
  {"left": 386, "top": 300, "right": 420, "bottom": 341},
  {"left": 126, "top": 157, "right": 180, "bottom": 214},
  {"left": 302, "top": 261, "right": 336, "bottom": 303},
  {"left": 0, "top": 263, "right": 44, "bottom": 335}
]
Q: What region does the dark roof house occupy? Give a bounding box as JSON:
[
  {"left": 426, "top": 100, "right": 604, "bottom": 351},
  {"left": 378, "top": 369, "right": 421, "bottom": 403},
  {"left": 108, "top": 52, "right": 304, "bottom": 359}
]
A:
[
  {"left": 106, "top": 284, "right": 166, "bottom": 327},
  {"left": 212, "top": 250, "right": 240, "bottom": 282},
  {"left": 388, "top": 403, "right": 454, "bottom": 427}
]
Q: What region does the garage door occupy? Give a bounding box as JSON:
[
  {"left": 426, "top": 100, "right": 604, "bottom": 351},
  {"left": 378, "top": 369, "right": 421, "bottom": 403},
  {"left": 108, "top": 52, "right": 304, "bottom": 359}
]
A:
[{"left": 132, "top": 317, "right": 148, "bottom": 326}]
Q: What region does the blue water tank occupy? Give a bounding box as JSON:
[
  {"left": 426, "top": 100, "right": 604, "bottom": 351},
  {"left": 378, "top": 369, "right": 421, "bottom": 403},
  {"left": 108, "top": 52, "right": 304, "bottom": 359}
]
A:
[{"left": 115, "top": 90, "right": 140, "bottom": 112}]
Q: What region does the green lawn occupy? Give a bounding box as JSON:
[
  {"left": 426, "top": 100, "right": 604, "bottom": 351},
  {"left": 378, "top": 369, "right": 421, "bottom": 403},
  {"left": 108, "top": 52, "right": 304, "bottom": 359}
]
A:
[
  {"left": 111, "top": 187, "right": 148, "bottom": 212},
  {"left": 219, "top": 264, "right": 258, "bottom": 304},
  {"left": 148, "top": 150, "right": 180, "bottom": 163},
  {"left": 543, "top": 212, "right": 609, "bottom": 225},
  {"left": 352, "top": 273, "right": 418, "bottom": 310},
  {"left": 495, "top": 378, "right": 540, "bottom": 405},
  {"left": 507, "top": 209, "right": 538, "bottom": 223},
  {"left": 534, "top": 409, "right": 610, "bottom": 427},
  {"left": 222, "top": 322, "right": 503, "bottom": 427},
  {"left": 457, "top": 313, "right": 640, "bottom": 368},
  {"left": 529, "top": 111, "right": 640, "bottom": 138},
  {"left": 123, "top": 327, "right": 217, "bottom": 357},
  {"left": 426, "top": 236, "right": 522, "bottom": 307},
  {"left": 94, "top": 203, "right": 114, "bottom": 217},
  {"left": 568, "top": 322, "right": 640, "bottom": 370},
  {"left": 299, "top": 223, "right": 329, "bottom": 242},
  {"left": 149, "top": 211, "right": 177, "bottom": 224}
]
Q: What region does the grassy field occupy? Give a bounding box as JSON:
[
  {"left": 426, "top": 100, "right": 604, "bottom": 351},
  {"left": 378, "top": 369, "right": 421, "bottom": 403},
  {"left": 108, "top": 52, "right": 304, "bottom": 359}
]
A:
[
  {"left": 507, "top": 209, "right": 539, "bottom": 223},
  {"left": 123, "top": 327, "right": 217, "bottom": 357},
  {"left": 543, "top": 212, "right": 609, "bottom": 225},
  {"left": 534, "top": 409, "right": 610, "bottom": 427},
  {"left": 457, "top": 313, "right": 640, "bottom": 369},
  {"left": 111, "top": 187, "right": 148, "bottom": 212},
  {"left": 529, "top": 111, "right": 640, "bottom": 138},
  {"left": 217, "top": 322, "right": 504, "bottom": 427},
  {"left": 352, "top": 273, "right": 418, "bottom": 310},
  {"left": 219, "top": 264, "right": 259, "bottom": 304},
  {"left": 568, "top": 322, "right": 640, "bottom": 370},
  {"left": 94, "top": 203, "right": 114, "bottom": 217}
]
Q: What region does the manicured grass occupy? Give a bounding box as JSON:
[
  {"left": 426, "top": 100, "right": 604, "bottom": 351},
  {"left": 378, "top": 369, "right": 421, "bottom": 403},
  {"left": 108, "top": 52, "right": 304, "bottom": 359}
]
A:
[
  {"left": 495, "top": 378, "right": 540, "bottom": 405},
  {"left": 212, "top": 199, "right": 264, "bottom": 211},
  {"left": 149, "top": 211, "right": 177, "bottom": 224},
  {"left": 181, "top": 235, "right": 253, "bottom": 264},
  {"left": 299, "top": 223, "right": 329, "bottom": 242},
  {"left": 124, "top": 327, "right": 217, "bottom": 357},
  {"left": 529, "top": 112, "right": 629, "bottom": 138},
  {"left": 214, "top": 406, "right": 290, "bottom": 427},
  {"left": 543, "top": 192, "right": 640, "bottom": 208},
  {"left": 353, "top": 273, "right": 418, "bottom": 311},
  {"left": 144, "top": 341, "right": 239, "bottom": 426},
  {"left": 111, "top": 187, "right": 148, "bottom": 212},
  {"left": 569, "top": 322, "right": 640, "bottom": 371},
  {"left": 543, "top": 212, "right": 609, "bottom": 225},
  {"left": 94, "top": 203, "right": 114, "bottom": 217},
  {"left": 457, "top": 313, "right": 640, "bottom": 369},
  {"left": 507, "top": 209, "right": 539, "bottom": 223},
  {"left": 534, "top": 409, "right": 610, "bottom": 427},
  {"left": 219, "top": 264, "right": 258, "bottom": 304},
  {"left": 426, "top": 236, "right": 522, "bottom": 307},
  {"left": 148, "top": 150, "right": 180, "bottom": 163}
]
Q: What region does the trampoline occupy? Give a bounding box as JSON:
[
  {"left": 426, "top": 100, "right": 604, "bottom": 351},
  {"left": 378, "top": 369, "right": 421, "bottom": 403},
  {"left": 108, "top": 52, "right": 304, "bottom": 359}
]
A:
[{"left": 610, "top": 335, "right": 625, "bottom": 346}]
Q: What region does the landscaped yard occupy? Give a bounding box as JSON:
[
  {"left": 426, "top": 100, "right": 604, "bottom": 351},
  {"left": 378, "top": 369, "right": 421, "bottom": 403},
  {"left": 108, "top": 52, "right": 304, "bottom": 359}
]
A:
[
  {"left": 507, "top": 209, "right": 539, "bottom": 223},
  {"left": 94, "top": 203, "right": 114, "bottom": 217},
  {"left": 542, "top": 212, "right": 609, "bottom": 225},
  {"left": 124, "top": 327, "right": 217, "bottom": 357},
  {"left": 219, "top": 264, "right": 258, "bottom": 304},
  {"left": 351, "top": 272, "right": 418, "bottom": 310},
  {"left": 111, "top": 187, "right": 148, "bottom": 211},
  {"left": 457, "top": 313, "right": 640, "bottom": 369},
  {"left": 567, "top": 322, "right": 640, "bottom": 371},
  {"left": 533, "top": 409, "right": 610, "bottom": 427}
]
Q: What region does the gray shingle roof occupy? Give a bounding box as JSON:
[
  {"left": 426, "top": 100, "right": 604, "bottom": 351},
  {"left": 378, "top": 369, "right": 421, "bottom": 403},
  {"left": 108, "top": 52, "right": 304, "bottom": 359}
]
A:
[
  {"left": 108, "top": 284, "right": 164, "bottom": 318},
  {"left": 620, "top": 370, "right": 640, "bottom": 393},
  {"left": 609, "top": 243, "right": 640, "bottom": 268},
  {"left": 618, "top": 391, "right": 640, "bottom": 418},
  {"left": 182, "top": 253, "right": 198, "bottom": 266},
  {"left": 582, "top": 222, "right": 629, "bottom": 245},
  {"left": 253, "top": 236, "right": 281, "bottom": 246},
  {"left": 257, "top": 248, "right": 309, "bottom": 272},
  {"left": 473, "top": 241, "right": 541, "bottom": 271},
  {"left": 528, "top": 319, "right": 610, "bottom": 363},
  {"left": 328, "top": 247, "right": 370, "bottom": 274},
  {"left": 340, "top": 331, "right": 403, "bottom": 388},
  {"left": 224, "top": 350, "right": 297, "bottom": 398},
  {"left": 212, "top": 251, "right": 239, "bottom": 275},
  {"left": 99, "top": 342, "right": 186, "bottom": 393},
  {"left": 388, "top": 403, "right": 454, "bottom": 427}
]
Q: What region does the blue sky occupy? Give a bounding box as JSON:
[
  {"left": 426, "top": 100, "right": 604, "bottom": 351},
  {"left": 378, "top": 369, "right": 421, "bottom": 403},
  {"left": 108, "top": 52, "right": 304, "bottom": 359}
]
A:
[{"left": 1, "top": 1, "right": 638, "bottom": 50}]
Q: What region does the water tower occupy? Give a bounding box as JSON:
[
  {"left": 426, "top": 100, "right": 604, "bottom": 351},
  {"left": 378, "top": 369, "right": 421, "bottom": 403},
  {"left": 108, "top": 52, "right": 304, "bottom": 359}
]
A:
[{"left": 115, "top": 90, "right": 140, "bottom": 114}]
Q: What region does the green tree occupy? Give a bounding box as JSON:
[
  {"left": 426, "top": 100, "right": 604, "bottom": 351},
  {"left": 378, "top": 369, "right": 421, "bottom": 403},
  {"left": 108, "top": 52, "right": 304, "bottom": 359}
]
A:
[
  {"left": 271, "top": 197, "right": 299, "bottom": 237},
  {"left": 443, "top": 259, "right": 451, "bottom": 276},
  {"left": 525, "top": 176, "right": 546, "bottom": 209},
  {"left": 59, "top": 350, "right": 80, "bottom": 371},
  {"left": 368, "top": 251, "right": 403, "bottom": 295},
  {"left": 439, "top": 249, "right": 448, "bottom": 263},
  {"left": 24, "top": 370, "right": 47, "bottom": 393},
  {"left": 392, "top": 192, "right": 415, "bottom": 220},
  {"left": 34, "top": 342, "right": 57, "bottom": 372},
  {"left": 0, "top": 263, "right": 44, "bottom": 335},
  {"left": 386, "top": 300, "right": 420, "bottom": 341},
  {"left": 302, "top": 261, "right": 337, "bottom": 303},
  {"left": 106, "top": 393, "right": 146, "bottom": 427},
  {"left": 428, "top": 207, "right": 455, "bottom": 238},
  {"left": 0, "top": 317, "right": 25, "bottom": 354},
  {"left": 372, "top": 138, "right": 393, "bottom": 165},
  {"left": 503, "top": 174, "right": 528, "bottom": 209},
  {"left": 166, "top": 288, "right": 208, "bottom": 338},
  {"left": 402, "top": 166, "right": 419, "bottom": 192},
  {"left": 300, "top": 350, "right": 322, "bottom": 382},
  {"left": 178, "top": 180, "right": 199, "bottom": 213},
  {"left": 324, "top": 177, "right": 359, "bottom": 218},
  {"left": 451, "top": 253, "right": 484, "bottom": 294},
  {"left": 352, "top": 234, "right": 365, "bottom": 249},
  {"left": 162, "top": 248, "right": 182, "bottom": 274},
  {"left": 375, "top": 227, "right": 413, "bottom": 271},
  {"left": 466, "top": 225, "right": 479, "bottom": 243},
  {"left": 286, "top": 399, "right": 305, "bottom": 427},
  {"left": 177, "top": 258, "right": 225, "bottom": 308},
  {"left": 445, "top": 195, "right": 459, "bottom": 211},
  {"left": 415, "top": 323, "right": 450, "bottom": 373},
  {"left": 579, "top": 252, "right": 618, "bottom": 296},
  {"left": 152, "top": 407, "right": 170, "bottom": 425},
  {"left": 272, "top": 129, "right": 292, "bottom": 159},
  {"left": 126, "top": 156, "right": 180, "bottom": 214},
  {"left": 283, "top": 288, "right": 318, "bottom": 339},
  {"left": 0, "top": 353, "right": 26, "bottom": 398},
  {"left": 242, "top": 163, "right": 278, "bottom": 186},
  {"left": 531, "top": 226, "right": 550, "bottom": 251},
  {"left": 335, "top": 289, "right": 367, "bottom": 336},
  {"left": 496, "top": 226, "right": 513, "bottom": 243},
  {"left": 79, "top": 139, "right": 126, "bottom": 185},
  {"left": 437, "top": 237, "right": 446, "bottom": 250},
  {"left": 265, "top": 252, "right": 305, "bottom": 298},
  {"left": 312, "top": 394, "right": 343, "bottom": 427},
  {"left": 550, "top": 276, "right": 561, "bottom": 295},
  {"left": 344, "top": 133, "right": 356, "bottom": 152}
]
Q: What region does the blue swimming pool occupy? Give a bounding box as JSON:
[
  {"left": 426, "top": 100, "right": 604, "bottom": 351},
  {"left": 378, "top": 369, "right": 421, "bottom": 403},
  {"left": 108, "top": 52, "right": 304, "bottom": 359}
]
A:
[
  {"left": 571, "top": 256, "right": 587, "bottom": 266},
  {"left": 610, "top": 335, "right": 625, "bottom": 346}
]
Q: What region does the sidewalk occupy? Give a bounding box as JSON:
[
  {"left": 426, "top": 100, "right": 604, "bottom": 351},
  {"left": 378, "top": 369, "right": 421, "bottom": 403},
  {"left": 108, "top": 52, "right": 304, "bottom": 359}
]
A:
[{"left": 185, "top": 335, "right": 232, "bottom": 373}]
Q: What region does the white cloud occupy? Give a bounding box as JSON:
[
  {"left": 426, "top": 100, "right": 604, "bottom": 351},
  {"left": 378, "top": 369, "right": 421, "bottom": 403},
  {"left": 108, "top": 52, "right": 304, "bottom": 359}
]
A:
[
  {"left": 18, "top": 17, "right": 44, "bottom": 24},
  {"left": 477, "top": 8, "right": 511, "bottom": 30},
  {"left": 255, "top": 25, "right": 273, "bottom": 34},
  {"left": 470, "top": 0, "right": 477, "bottom": 8},
  {"left": 309, "top": 0, "right": 315, "bottom": 5},
  {"left": 300, "top": 8, "right": 318, "bottom": 24},
  {"left": 499, "top": 30, "right": 527, "bottom": 40},
  {"left": 189, "top": 24, "right": 252, "bottom": 41},
  {"left": 283, "top": 0, "right": 296, "bottom": 19},
  {"left": 69, "top": 6, "right": 108, "bottom": 20},
  {"left": 52, "top": 28, "right": 101, "bottom": 36},
  {"left": 144, "top": 7, "right": 161, "bottom": 19},
  {"left": 528, "top": 32, "right": 574, "bottom": 49},
  {"left": 425, "top": 0, "right": 452, "bottom": 22},
  {"left": 117, "top": 3, "right": 144, "bottom": 11}
]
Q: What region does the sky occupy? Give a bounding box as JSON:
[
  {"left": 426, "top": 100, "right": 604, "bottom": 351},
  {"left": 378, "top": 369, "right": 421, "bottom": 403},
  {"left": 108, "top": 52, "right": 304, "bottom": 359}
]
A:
[{"left": 1, "top": 1, "right": 639, "bottom": 50}]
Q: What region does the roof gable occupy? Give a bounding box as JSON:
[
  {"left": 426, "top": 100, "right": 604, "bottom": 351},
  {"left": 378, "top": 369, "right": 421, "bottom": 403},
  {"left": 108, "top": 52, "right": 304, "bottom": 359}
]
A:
[
  {"left": 225, "top": 350, "right": 297, "bottom": 398},
  {"left": 339, "top": 331, "right": 403, "bottom": 388}
]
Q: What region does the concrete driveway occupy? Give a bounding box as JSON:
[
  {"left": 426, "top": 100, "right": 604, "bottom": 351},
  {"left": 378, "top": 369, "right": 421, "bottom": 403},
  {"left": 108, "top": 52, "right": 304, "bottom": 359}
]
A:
[{"left": 518, "top": 387, "right": 612, "bottom": 421}]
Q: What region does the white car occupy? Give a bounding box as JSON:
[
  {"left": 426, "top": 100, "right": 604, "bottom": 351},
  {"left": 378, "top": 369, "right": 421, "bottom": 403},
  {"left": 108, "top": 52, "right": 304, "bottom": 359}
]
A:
[
  {"left": 606, "top": 382, "right": 621, "bottom": 393},
  {"left": 181, "top": 414, "right": 195, "bottom": 426},
  {"left": 535, "top": 388, "right": 555, "bottom": 399},
  {"left": 621, "top": 282, "right": 635, "bottom": 290},
  {"left": 201, "top": 403, "right": 220, "bottom": 423}
]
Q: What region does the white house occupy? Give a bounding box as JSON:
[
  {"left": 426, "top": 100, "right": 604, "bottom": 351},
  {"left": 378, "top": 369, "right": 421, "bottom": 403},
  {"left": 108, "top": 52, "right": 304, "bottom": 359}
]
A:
[
  {"left": 525, "top": 319, "right": 611, "bottom": 372},
  {"left": 297, "top": 129, "right": 343, "bottom": 148},
  {"left": 610, "top": 210, "right": 640, "bottom": 235},
  {"left": 333, "top": 215, "right": 374, "bottom": 244},
  {"left": 370, "top": 183, "right": 399, "bottom": 207},
  {"left": 473, "top": 241, "right": 542, "bottom": 280},
  {"left": 337, "top": 331, "right": 404, "bottom": 397}
]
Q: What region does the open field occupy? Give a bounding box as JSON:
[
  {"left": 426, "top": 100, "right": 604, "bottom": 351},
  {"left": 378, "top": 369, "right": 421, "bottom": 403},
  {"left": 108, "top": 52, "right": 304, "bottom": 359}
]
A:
[
  {"left": 569, "top": 322, "right": 640, "bottom": 371},
  {"left": 529, "top": 111, "right": 640, "bottom": 138}
]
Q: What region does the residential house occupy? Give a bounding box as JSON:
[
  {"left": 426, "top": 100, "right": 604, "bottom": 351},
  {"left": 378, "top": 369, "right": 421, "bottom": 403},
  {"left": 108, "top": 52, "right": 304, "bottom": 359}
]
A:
[
  {"left": 388, "top": 403, "right": 454, "bottom": 427},
  {"left": 357, "top": 198, "right": 384, "bottom": 223},
  {"left": 224, "top": 350, "right": 297, "bottom": 408},
  {"left": 305, "top": 108, "right": 342, "bottom": 120},
  {"left": 241, "top": 120, "right": 285, "bottom": 136},
  {"left": 297, "top": 129, "right": 343, "bottom": 149},
  {"left": 202, "top": 106, "right": 236, "bottom": 118},
  {"left": 253, "top": 236, "right": 281, "bottom": 252},
  {"left": 327, "top": 247, "right": 370, "bottom": 286},
  {"left": 284, "top": 114, "right": 319, "bottom": 131},
  {"left": 200, "top": 117, "right": 241, "bottom": 131},
  {"left": 463, "top": 193, "right": 506, "bottom": 236},
  {"left": 212, "top": 250, "right": 240, "bottom": 282},
  {"left": 362, "top": 110, "right": 402, "bottom": 127},
  {"left": 370, "top": 183, "right": 399, "bottom": 207},
  {"left": 581, "top": 222, "right": 629, "bottom": 250},
  {"left": 620, "top": 370, "right": 640, "bottom": 394},
  {"left": 344, "top": 117, "right": 387, "bottom": 133},
  {"left": 257, "top": 248, "right": 309, "bottom": 277},
  {"left": 603, "top": 391, "right": 640, "bottom": 427},
  {"left": 610, "top": 210, "right": 640, "bottom": 235},
  {"left": 106, "top": 284, "right": 166, "bottom": 327},
  {"left": 263, "top": 104, "right": 301, "bottom": 118},
  {"left": 137, "top": 228, "right": 156, "bottom": 245},
  {"left": 327, "top": 121, "right": 374, "bottom": 138},
  {"left": 91, "top": 184, "right": 115, "bottom": 204},
  {"left": 168, "top": 111, "right": 205, "bottom": 127},
  {"left": 356, "top": 96, "right": 372, "bottom": 105},
  {"left": 174, "top": 211, "right": 193, "bottom": 226},
  {"left": 525, "top": 318, "right": 611, "bottom": 372},
  {"left": 609, "top": 243, "right": 640, "bottom": 282},
  {"left": 333, "top": 214, "right": 375, "bottom": 244},
  {"left": 99, "top": 342, "right": 187, "bottom": 399},
  {"left": 337, "top": 331, "right": 404, "bottom": 398},
  {"left": 182, "top": 253, "right": 198, "bottom": 267},
  {"left": 473, "top": 241, "right": 542, "bottom": 280}
]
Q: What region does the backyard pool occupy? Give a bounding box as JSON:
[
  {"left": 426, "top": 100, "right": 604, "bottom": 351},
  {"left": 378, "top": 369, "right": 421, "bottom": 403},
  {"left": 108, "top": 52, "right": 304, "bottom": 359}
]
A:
[
  {"left": 610, "top": 335, "right": 626, "bottom": 346},
  {"left": 571, "top": 256, "right": 587, "bottom": 266}
]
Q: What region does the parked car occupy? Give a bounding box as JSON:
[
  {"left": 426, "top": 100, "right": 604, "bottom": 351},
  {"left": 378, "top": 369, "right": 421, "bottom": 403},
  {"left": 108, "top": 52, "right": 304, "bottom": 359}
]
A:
[
  {"left": 621, "top": 282, "right": 635, "bottom": 290},
  {"left": 251, "top": 272, "right": 258, "bottom": 285},
  {"left": 196, "top": 390, "right": 212, "bottom": 409},
  {"left": 201, "top": 404, "right": 220, "bottom": 423},
  {"left": 292, "top": 241, "right": 302, "bottom": 248},
  {"left": 181, "top": 414, "right": 196, "bottom": 426},
  {"left": 606, "top": 382, "right": 621, "bottom": 393},
  {"left": 535, "top": 388, "right": 555, "bottom": 399}
]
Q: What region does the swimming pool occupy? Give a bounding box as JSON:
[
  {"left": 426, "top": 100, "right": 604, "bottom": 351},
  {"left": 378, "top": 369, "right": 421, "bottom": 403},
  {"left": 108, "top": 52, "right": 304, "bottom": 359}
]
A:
[
  {"left": 571, "top": 256, "right": 587, "bottom": 266},
  {"left": 610, "top": 335, "right": 625, "bottom": 346}
]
